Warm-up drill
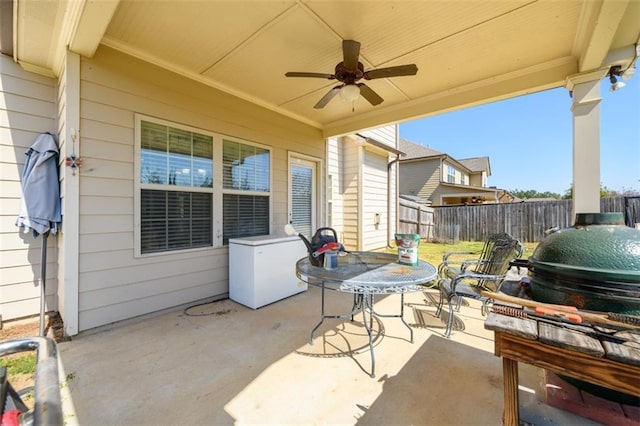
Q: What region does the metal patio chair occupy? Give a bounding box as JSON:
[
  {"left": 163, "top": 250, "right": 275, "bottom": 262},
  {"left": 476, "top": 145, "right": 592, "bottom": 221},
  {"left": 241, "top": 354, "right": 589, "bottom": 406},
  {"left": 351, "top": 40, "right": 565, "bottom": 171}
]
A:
[
  {"left": 434, "top": 235, "right": 523, "bottom": 337},
  {"left": 437, "top": 232, "right": 513, "bottom": 280},
  {"left": 433, "top": 232, "right": 515, "bottom": 311}
]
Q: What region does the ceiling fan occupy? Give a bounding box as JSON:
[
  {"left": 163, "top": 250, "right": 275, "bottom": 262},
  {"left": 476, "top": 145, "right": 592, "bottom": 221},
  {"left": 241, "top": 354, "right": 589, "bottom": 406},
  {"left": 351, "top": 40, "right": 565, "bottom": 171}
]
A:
[{"left": 285, "top": 40, "right": 418, "bottom": 109}]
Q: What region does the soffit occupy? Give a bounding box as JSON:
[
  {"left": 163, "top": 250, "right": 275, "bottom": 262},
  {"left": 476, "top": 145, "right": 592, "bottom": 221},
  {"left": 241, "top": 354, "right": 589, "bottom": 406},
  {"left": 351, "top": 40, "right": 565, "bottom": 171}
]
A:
[{"left": 12, "top": 0, "right": 640, "bottom": 136}]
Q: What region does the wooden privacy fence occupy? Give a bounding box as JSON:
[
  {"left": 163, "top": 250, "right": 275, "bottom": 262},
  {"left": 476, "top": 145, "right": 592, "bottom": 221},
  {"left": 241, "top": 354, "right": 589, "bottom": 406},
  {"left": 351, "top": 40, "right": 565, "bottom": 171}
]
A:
[
  {"left": 429, "top": 196, "right": 638, "bottom": 243},
  {"left": 397, "top": 198, "right": 434, "bottom": 239}
]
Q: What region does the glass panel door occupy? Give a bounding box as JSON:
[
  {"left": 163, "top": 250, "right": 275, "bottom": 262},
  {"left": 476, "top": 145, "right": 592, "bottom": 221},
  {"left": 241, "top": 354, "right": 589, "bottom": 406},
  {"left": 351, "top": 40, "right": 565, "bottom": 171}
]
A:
[{"left": 289, "top": 158, "right": 316, "bottom": 239}]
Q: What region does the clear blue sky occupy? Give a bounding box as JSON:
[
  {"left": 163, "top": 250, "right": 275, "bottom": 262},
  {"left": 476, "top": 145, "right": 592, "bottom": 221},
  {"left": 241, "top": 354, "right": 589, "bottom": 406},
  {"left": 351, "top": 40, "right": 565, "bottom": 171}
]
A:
[{"left": 399, "top": 75, "right": 640, "bottom": 195}]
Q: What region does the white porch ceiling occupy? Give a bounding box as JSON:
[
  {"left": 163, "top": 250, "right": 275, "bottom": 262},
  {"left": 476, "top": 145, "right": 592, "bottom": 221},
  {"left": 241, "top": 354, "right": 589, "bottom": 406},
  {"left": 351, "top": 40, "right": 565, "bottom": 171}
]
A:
[{"left": 12, "top": 0, "right": 640, "bottom": 137}]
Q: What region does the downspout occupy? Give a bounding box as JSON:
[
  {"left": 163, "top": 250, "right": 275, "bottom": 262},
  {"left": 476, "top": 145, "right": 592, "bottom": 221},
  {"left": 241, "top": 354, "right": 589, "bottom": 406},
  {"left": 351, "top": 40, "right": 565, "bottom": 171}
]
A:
[
  {"left": 357, "top": 145, "right": 364, "bottom": 250},
  {"left": 387, "top": 154, "right": 402, "bottom": 248}
]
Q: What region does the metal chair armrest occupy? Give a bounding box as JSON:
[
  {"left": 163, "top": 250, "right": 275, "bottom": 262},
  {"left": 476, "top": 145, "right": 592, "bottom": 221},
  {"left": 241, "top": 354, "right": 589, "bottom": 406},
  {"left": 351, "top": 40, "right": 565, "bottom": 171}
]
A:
[
  {"left": 0, "top": 337, "right": 62, "bottom": 426},
  {"left": 450, "top": 272, "right": 505, "bottom": 292},
  {"left": 439, "top": 252, "right": 479, "bottom": 276},
  {"left": 442, "top": 250, "right": 476, "bottom": 263}
]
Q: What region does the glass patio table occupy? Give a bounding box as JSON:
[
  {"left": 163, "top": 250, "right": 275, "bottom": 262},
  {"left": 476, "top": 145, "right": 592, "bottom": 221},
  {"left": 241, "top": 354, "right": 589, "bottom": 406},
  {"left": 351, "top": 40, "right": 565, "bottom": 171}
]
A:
[{"left": 295, "top": 251, "right": 437, "bottom": 377}]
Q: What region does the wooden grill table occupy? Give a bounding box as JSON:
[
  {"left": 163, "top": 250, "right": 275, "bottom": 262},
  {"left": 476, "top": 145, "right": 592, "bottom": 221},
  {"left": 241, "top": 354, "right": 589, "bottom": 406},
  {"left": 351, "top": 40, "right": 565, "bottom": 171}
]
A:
[
  {"left": 296, "top": 252, "right": 437, "bottom": 378},
  {"left": 485, "top": 311, "right": 640, "bottom": 426}
]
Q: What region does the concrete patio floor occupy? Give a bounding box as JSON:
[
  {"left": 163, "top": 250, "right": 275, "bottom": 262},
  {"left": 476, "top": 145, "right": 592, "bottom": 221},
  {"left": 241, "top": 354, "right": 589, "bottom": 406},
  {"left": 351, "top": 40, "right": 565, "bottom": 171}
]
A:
[{"left": 56, "top": 285, "right": 598, "bottom": 425}]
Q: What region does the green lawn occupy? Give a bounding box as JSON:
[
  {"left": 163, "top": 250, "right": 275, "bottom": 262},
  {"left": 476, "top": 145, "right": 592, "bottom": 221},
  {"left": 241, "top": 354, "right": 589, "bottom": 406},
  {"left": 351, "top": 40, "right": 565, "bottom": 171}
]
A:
[
  {"left": 0, "top": 352, "right": 36, "bottom": 375},
  {"left": 386, "top": 240, "right": 537, "bottom": 266}
]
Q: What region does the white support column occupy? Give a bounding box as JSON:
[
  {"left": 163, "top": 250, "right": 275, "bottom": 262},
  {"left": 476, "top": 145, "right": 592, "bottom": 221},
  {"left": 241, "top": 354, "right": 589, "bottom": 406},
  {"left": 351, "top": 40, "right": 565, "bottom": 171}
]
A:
[
  {"left": 566, "top": 71, "right": 607, "bottom": 221},
  {"left": 60, "top": 51, "right": 81, "bottom": 336}
]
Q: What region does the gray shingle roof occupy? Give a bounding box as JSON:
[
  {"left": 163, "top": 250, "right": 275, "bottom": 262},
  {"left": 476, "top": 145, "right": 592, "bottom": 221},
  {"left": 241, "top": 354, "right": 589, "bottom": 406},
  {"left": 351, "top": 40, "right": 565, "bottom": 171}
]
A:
[
  {"left": 398, "top": 138, "right": 443, "bottom": 160},
  {"left": 458, "top": 156, "right": 490, "bottom": 173}
]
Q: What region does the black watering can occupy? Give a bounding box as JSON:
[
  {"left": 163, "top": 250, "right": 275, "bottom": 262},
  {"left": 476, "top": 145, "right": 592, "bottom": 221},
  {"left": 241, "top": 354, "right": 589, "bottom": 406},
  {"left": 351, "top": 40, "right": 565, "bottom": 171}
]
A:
[{"left": 287, "top": 225, "right": 344, "bottom": 266}]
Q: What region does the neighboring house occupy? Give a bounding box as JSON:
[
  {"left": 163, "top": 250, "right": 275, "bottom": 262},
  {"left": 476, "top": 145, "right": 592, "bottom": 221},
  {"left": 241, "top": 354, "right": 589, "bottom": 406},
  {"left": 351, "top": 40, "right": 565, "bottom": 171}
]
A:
[
  {"left": 525, "top": 197, "right": 561, "bottom": 202},
  {"left": 398, "top": 138, "right": 512, "bottom": 206}
]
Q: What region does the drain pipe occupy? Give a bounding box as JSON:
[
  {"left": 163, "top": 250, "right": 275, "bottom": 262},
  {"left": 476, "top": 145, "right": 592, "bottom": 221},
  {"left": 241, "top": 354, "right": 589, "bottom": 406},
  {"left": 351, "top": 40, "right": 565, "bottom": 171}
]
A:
[{"left": 387, "top": 154, "right": 402, "bottom": 248}]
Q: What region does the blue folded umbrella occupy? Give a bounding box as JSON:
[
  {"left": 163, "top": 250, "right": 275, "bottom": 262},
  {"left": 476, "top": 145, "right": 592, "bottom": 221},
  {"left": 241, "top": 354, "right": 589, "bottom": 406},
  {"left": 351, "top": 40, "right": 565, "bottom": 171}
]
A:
[{"left": 16, "top": 132, "right": 61, "bottom": 237}]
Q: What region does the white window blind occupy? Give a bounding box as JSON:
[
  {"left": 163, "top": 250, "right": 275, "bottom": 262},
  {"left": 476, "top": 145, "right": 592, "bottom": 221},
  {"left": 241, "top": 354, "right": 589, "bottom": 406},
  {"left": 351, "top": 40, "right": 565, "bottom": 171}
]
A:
[
  {"left": 222, "top": 139, "right": 271, "bottom": 243},
  {"left": 139, "top": 120, "right": 214, "bottom": 254},
  {"left": 222, "top": 194, "right": 269, "bottom": 243},
  {"left": 291, "top": 164, "right": 313, "bottom": 238},
  {"left": 141, "top": 190, "right": 212, "bottom": 253},
  {"left": 136, "top": 117, "right": 272, "bottom": 254}
]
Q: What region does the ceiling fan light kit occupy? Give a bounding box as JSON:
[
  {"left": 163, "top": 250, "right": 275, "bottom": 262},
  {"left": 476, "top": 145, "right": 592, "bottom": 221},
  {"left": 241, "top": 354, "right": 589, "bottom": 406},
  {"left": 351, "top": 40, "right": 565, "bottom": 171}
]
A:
[
  {"left": 339, "top": 84, "right": 360, "bottom": 101},
  {"left": 285, "top": 39, "right": 418, "bottom": 109}
]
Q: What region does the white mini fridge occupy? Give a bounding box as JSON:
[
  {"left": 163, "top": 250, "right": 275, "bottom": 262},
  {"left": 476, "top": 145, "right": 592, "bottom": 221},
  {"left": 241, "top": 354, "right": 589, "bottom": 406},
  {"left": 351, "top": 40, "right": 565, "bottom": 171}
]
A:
[{"left": 229, "top": 235, "right": 308, "bottom": 309}]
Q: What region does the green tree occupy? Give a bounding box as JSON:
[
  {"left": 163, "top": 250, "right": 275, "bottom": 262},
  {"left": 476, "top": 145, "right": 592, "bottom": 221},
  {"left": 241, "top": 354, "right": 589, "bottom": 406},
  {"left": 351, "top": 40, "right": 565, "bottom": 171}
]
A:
[
  {"left": 562, "top": 183, "right": 620, "bottom": 199},
  {"left": 510, "top": 189, "right": 561, "bottom": 200}
]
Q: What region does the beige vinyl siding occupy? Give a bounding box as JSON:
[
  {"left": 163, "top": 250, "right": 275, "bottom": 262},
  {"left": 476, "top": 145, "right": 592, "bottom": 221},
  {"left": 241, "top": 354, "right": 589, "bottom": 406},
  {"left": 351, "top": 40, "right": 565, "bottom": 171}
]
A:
[
  {"left": 340, "top": 137, "right": 360, "bottom": 250},
  {"left": 326, "top": 137, "right": 343, "bottom": 232},
  {"left": 329, "top": 127, "right": 398, "bottom": 250},
  {"left": 77, "top": 45, "right": 323, "bottom": 331},
  {"left": 399, "top": 159, "right": 441, "bottom": 202},
  {"left": 361, "top": 148, "right": 388, "bottom": 250},
  {"left": 388, "top": 157, "right": 398, "bottom": 240},
  {"left": 359, "top": 125, "right": 395, "bottom": 147},
  {"left": 471, "top": 171, "right": 488, "bottom": 187},
  {"left": 55, "top": 57, "right": 68, "bottom": 328},
  {"left": 0, "top": 54, "right": 57, "bottom": 321}
]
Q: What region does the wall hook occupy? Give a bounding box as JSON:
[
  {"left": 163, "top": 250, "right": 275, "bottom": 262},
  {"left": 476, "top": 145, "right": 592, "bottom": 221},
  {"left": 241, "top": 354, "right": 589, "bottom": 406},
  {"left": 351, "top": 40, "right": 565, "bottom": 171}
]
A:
[{"left": 65, "top": 128, "right": 82, "bottom": 176}]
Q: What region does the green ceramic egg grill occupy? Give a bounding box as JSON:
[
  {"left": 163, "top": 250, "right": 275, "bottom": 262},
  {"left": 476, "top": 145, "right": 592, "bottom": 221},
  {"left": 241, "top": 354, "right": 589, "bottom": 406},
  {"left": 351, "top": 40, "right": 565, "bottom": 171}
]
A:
[
  {"left": 529, "top": 212, "right": 640, "bottom": 315},
  {"left": 528, "top": 212, "right": 640, "bottom": 406}
]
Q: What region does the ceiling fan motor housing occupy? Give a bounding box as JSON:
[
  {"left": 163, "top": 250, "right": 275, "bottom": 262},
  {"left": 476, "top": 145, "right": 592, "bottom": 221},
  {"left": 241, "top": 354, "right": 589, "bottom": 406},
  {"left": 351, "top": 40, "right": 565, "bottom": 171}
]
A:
[{"left": 335, "top": 62, "right": 364, "bottom": 84}]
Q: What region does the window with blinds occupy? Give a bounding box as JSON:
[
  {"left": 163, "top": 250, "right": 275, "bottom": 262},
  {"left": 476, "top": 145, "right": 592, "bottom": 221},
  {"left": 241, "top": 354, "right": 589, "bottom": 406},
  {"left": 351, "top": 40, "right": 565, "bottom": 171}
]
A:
[
  {"left": 141, "top": 190, "right": 212, "bottom": 253},
  {"left": 290, "top": 164, "right": 313, "bottom": 237},
  {"left": 138, "top": 119, "right": 214, "bottom": 254},
  {"left": 222, "top": 194, "right": 269, "bottom": 243},
  {"left": 136, "top": 117, "right": 272, "bottom": 254},
  {"left": 222, "top": 139, "right": 271, "bottom": 243}
]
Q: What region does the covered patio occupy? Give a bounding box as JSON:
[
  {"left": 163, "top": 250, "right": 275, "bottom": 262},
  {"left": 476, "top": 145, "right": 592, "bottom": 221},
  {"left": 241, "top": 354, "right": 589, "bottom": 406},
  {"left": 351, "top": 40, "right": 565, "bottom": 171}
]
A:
[
  {"left": 55, "top": 284, "right": 599, "bottom": 425},
  {"left": 3, "top": 0, "right": 638, "bottom": 337}
]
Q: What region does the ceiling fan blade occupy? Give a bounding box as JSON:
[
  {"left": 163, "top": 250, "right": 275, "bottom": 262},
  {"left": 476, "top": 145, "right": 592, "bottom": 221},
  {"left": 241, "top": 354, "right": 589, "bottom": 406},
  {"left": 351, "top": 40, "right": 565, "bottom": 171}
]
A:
[
  {"left": 363, "top": 64, "right": 418, "bottom": 80},
  {"left": 358, "top": 83, "right": 384, "bottom": 106},
  {"left": 285, "top": 72, "right": 335, "bottom": 79},
  {"left": 342, "top": 40, "right": 361, "bottom": 71},
  {"left": 314, "top": 85, "right": 342, "bottom": 109}
]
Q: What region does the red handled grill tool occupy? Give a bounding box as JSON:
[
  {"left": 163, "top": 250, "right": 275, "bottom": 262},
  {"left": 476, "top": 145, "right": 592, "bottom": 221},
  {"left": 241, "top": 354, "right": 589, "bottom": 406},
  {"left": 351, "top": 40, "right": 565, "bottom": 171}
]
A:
[
  {"left": 534, "top": 306, "right": 581, "bottom": 323},
  {"left": 490, "top": 304, "right": 632, "bottom": 345},
  {"left": 481, "top": 290, "right": 640, "bottom": 329}
]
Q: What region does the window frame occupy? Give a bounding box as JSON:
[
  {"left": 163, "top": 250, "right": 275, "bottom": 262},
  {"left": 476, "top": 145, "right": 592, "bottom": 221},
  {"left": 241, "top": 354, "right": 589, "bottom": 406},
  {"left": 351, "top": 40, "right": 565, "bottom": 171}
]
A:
[
  {"left": 221, "top": 138, "right": 272, "bottom": 244},
  {"left": 447, "top": 164, "right": 456, "bottom": 184},
  {"left": 134, "top": 114, "right": 272, "bottom": 257}
]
